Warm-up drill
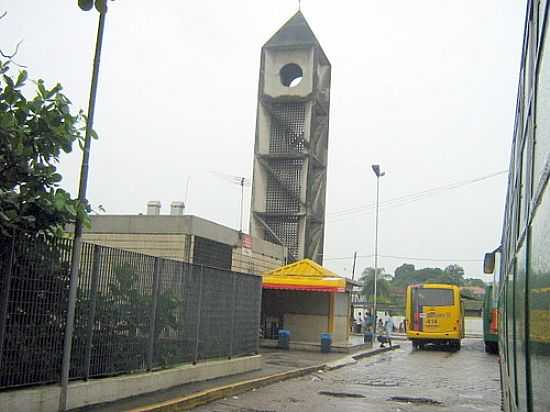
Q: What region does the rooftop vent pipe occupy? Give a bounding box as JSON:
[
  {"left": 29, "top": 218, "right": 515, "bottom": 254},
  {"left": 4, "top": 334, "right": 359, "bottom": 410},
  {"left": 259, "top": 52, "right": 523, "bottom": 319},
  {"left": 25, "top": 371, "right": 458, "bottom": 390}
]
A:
[
  {"left": 147, "top": 201, "right": 161, "bottom": 216},
  {"left": 170, "top": 201, "right": 185, "bottom": 216}
]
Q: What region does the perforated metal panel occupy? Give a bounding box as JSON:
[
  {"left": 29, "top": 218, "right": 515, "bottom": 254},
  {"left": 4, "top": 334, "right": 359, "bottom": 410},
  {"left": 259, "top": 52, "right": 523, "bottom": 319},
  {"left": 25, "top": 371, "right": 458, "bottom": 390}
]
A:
[
  {"left": 264, "top": 216, "right": 300, "bottom": 259},
  {"left": 266, "top": 159, "right": 302, "bottom": 214},
  {"left": 269, "top": 103, "right": 306, "bottom": 153}
]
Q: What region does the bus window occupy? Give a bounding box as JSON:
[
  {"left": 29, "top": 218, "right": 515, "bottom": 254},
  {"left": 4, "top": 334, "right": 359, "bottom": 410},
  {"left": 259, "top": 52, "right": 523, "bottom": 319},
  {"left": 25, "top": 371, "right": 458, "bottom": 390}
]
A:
[{"left": 413, "top": 288, "right": 454, "bottom": 306}]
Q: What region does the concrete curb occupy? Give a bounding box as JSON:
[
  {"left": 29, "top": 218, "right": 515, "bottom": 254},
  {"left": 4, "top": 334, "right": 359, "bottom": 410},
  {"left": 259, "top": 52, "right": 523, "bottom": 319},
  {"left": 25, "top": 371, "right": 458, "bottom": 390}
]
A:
[
  {"left": 127, "top": 364, "right": 325, "bottom": 412},
  {"left": 325, "top": 344, "right": 400, "bottom": 370},
  {"left": 129, "top": 345, "right": 400, "bottom": 412},
  {"left": 353, "top": 344, "right": 400, "bottom": 360}
]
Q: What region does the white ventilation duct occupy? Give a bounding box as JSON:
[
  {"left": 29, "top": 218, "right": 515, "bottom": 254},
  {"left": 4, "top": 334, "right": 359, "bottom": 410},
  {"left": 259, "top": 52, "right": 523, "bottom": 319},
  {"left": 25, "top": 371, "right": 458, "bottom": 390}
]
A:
[
  {"left": 147, "top": 201, "right": 161, "bottom": 216},
  {"left": 170, "top": 201, "right": 185, "bottom": 216}
]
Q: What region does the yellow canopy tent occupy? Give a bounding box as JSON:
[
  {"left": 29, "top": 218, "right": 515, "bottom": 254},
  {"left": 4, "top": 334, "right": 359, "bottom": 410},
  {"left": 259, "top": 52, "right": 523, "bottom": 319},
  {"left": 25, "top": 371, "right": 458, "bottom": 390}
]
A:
[{"left": 262, "top": 259, "right": 347, "bottom": 292}]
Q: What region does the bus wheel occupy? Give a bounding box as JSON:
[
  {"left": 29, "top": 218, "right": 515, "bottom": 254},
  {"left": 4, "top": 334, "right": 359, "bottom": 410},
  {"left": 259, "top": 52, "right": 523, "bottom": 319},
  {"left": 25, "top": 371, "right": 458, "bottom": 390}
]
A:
[
  {"left": 412, "top": 341, "right": 419, "bottom": 350},
  {"left": 453, "top": 341, "right": 461, "bottom": 351},
  {"left": 485, "top": 342, "right": 498, "bottom": 354}
]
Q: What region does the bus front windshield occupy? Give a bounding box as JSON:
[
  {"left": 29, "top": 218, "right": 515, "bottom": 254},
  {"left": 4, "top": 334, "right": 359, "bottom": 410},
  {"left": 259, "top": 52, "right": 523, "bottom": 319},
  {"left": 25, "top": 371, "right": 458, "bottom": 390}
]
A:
[{"left": 413, "top": 288, "right": 454, "bottom": 307}]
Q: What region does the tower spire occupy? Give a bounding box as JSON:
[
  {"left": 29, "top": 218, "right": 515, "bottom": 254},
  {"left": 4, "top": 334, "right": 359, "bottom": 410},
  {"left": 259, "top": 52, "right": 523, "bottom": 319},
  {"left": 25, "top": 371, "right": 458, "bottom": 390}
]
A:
[{"left": 250, "top": 12, "right": 331, "bottom": 264}]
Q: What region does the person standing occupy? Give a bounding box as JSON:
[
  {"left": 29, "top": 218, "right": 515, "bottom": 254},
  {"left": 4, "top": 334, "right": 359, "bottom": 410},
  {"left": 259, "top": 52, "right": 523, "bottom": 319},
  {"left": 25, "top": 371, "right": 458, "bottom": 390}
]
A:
[
  {"left": 383, "top": 316, "right": 394, "bottom": 347},
  {"left": 365, "top": 311, "right": 373, "bottom": 329},
  {"left": 362, "top": 311, "right": 373, "bottom": 343}
]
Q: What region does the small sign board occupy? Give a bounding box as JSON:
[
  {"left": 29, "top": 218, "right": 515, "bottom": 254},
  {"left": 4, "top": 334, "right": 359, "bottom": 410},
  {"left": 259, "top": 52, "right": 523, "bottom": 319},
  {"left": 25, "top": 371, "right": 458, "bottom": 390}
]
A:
[
  {"left": 241, "top": 234, "right": 253, "bottom": 256},
  {"left": 242, "top": 234, "right": 253, "bottom": 249}
]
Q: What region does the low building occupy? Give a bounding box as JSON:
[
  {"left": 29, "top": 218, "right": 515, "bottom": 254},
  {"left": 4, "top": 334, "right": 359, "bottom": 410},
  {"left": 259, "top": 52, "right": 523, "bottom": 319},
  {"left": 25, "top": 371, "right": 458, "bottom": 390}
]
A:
[
  {"left": 76, "top": 202, "right": 287, "bottom": 275},
  {"left": 461, "top": 286, "right": 486, "bottom": 297},
  {"left": 261, "top": 259, "right": 357, "bottom": 344}
]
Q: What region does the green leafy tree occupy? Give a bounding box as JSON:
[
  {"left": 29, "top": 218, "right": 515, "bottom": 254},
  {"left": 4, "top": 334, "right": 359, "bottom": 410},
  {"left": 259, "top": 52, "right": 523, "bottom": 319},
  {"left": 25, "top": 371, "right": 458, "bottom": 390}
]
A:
[
  {"left": 360, "top": 267, "right": 391, "bottom": 302},
  {"left": 90, "top": 263, "right": 184, "bottom": 372},
  {"left": 0, "top": 58, "right": 89, "bottom": 237},
  {"left": 392, "top": 264, "right": 465, "bottom": 287},
  {"left": 445, "top": 264, "right": 465, "bottom": 277},
  {"left": 394, "top": 263, "right": 415, "bottom": 281}
]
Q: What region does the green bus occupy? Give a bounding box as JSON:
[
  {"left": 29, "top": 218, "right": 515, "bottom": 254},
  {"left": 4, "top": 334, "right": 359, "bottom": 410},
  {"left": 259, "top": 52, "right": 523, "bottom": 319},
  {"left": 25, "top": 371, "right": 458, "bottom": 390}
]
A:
[
  {"left": 482, "top": 284, "right": 498, "bottom": 354},
  {"left": 486, "top": 1, "right": 550, "bottom": 410}
]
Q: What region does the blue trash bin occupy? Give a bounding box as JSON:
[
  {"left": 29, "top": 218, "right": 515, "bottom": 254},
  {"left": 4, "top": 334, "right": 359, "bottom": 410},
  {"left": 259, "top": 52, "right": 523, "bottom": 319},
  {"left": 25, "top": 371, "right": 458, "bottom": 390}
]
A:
[
  {"left": 278, "top": 329, "right": 290, "bottom": 350},
  {"left": 320, "top": 333, "right": 332, "bottom": 353}
]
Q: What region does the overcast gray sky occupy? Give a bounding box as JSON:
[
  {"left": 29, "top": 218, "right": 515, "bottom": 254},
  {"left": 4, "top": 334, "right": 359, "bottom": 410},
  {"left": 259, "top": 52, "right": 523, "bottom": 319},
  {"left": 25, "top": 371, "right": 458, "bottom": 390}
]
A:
[{"left": 2, "top": 1, "right": 526, "bottom": 279}]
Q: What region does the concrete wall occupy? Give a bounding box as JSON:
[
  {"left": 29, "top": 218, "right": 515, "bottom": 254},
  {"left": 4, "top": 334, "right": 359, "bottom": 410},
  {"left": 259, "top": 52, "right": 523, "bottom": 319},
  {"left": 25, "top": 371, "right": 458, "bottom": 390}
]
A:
[
  {"left": 262, "top": 290, "right": 350, "bottom": 343},
  {"left": 82, "top": 233, "right": 191, "bottom": 261},
  {"left": 232, "top": 248, "right": 285, "bottom": 274},
  {"left": 333, "top": 293, "right": 351, "bottom": 342},
  {"left": 263, "top": 48, "right": 315, "bottom": 97},
  {"left": 232, "top": 233, "right": 287, "bottom": 274},
  {"left": 283, "top": 313, "right": 329, "bottom": 342},
  {"left": 75, "top": 215, "right": 286, "bottom": 275},
  {"left": 0, "top": 355, "right": 261, "bottom": 412},
  {"left": 85, "top": 215, "right": 237, "bottom": 243}
]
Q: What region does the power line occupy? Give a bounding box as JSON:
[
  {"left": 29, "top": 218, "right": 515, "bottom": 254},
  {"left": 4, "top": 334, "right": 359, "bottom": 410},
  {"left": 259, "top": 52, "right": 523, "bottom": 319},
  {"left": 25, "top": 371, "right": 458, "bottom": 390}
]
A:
[
  {"left": 379, "top": 254, "right": 482, "bottom": 263},
  {"left": 322, "top": 253, "right": 481, "bottom": 263},
  {"left": 329, "top": 169, "right": 507, "bottom": 218},
  {"left": 326, "top": 170, "right": 508, "bottom": 222},
  {"left": 322, "top": 254, "right": 373, "bottom": 261}
]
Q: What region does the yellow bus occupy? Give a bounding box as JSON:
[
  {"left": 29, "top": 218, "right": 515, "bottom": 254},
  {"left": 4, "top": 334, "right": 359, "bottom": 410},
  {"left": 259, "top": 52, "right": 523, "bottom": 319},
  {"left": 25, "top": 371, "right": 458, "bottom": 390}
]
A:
[{"left": 405, "top": 283, "right": 464, "bottom": 351}]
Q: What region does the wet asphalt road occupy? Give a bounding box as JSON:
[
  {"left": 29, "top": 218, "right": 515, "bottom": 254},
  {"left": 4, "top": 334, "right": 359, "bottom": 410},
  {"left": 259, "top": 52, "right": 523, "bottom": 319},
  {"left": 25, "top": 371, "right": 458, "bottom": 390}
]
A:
[{"left": 195, "top": 338, "right": 501, "bottom": 412}]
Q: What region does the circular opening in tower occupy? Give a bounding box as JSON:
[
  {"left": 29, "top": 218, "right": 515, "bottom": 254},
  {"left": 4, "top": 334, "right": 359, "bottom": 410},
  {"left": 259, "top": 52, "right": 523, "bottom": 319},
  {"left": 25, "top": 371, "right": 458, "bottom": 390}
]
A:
[{"left": 280, "top": 63, "right": 303, "bottom": 88}]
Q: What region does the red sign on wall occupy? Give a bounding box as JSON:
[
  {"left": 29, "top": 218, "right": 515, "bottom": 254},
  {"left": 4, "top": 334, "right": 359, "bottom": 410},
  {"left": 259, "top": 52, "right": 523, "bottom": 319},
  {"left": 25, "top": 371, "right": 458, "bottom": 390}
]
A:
[{"left": 242, "top": 234, "right": 253, "bottom": 249}]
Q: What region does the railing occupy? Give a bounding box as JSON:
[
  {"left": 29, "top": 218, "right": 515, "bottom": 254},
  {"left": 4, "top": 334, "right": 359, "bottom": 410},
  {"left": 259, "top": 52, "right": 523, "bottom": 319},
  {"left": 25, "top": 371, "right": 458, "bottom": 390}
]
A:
[{"left": 0, "top": 233, "right": 261, "bottom": 389}]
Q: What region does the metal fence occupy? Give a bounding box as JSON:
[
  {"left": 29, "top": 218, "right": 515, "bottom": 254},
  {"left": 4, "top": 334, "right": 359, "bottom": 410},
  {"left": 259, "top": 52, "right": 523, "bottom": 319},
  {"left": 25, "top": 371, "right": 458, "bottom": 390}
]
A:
[{"left": 0, "top": 233, "right": 262, "bottom": 389}]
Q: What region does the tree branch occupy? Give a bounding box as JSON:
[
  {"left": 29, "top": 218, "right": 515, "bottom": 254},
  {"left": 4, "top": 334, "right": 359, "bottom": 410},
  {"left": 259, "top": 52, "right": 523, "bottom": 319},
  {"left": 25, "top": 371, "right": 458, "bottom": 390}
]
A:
[
  {"left": 0, "top": 11, "right": 27, "bottom": 68},
  {"left": 0, "top": 39, "right": 22, "bottom": 60}
]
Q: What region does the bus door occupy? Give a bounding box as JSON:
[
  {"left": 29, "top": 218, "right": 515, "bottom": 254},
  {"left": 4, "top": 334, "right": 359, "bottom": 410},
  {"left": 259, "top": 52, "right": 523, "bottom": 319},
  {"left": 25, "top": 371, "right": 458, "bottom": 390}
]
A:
[{"left": 411, "top": 287, "right": 455, "bottom": 333}]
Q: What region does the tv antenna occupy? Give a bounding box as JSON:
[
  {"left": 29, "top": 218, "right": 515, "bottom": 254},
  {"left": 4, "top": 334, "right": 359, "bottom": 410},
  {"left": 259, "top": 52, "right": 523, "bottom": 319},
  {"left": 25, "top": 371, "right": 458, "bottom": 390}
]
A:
[{"left": 211, "top": 171, "right": 251, "bottom": 232}]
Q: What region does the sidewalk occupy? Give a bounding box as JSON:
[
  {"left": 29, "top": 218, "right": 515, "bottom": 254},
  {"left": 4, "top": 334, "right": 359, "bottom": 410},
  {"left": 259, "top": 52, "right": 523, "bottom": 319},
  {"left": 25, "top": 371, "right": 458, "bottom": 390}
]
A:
[
  {"left": 260, "top": 333, "right": 371, "bottom": 353},
  {"left": 75, "top": 344, "right": 397, "bottom": 412}
]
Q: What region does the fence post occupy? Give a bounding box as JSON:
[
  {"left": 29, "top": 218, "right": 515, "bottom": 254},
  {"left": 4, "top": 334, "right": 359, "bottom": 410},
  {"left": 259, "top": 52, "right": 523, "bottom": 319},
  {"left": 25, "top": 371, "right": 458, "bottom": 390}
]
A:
[
  {"left": 147, "top": 258, "right": 160, "bottom": 372},
  {"left": 229, "top": 272, "right": 237, "bottom": 359},
  {"left": 83, "top": 245, "right": 101, "bottom": 380},
  {"left": 255, "top": 277, "right": 263, "bottom": 354},
  {"left": 0, "top": 234, "right": 16, "bottom": 370},
  {"left": 193, "top": 265, "right": 204, "bottom": 365}
]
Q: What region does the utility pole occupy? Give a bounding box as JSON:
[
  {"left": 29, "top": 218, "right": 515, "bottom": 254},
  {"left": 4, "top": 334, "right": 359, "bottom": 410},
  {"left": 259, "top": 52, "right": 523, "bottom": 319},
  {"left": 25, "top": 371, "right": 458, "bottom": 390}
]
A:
[
  {"left": 351, "top": 251, "right": 358, "bottom": 314},
  {"left": 240, "top": 177, "right": 245, "bottom": 233},
  {"left": 351, "top": 251, "right": 357, "bottom": 281},
  {"left": 371, "top": 164, "right": 385, "bottom": 339},
  {"left": 60, "top": 2, "right": 107, "bottom": 410}
]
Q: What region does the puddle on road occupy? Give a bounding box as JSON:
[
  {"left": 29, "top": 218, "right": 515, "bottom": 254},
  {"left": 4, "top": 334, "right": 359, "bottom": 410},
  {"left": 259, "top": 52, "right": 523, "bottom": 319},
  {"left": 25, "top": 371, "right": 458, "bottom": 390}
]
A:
[
  {"left": 319, "top": 391, "right": 366, "bottom": 398},
  {"left": 363, "top": 357, "right": 391, "bottom": 367},
  {"left": 237, "top": 409, "right": 277, "bottom": 412},
  {"left": 356, "top": 379, "right": 400, "bottom": 387},
  {"left": 388, "top": 396, "right": 444, "bottom": 406}
]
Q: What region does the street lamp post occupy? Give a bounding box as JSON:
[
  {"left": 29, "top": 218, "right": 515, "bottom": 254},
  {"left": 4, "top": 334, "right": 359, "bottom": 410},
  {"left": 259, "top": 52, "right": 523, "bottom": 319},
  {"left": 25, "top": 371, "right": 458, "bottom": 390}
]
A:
[
  {"left": 371, "top": 164, "right": 385, "bottom": 339},
  {"left": 59, "top": 2, "right": 108, "bottom": 411}
]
